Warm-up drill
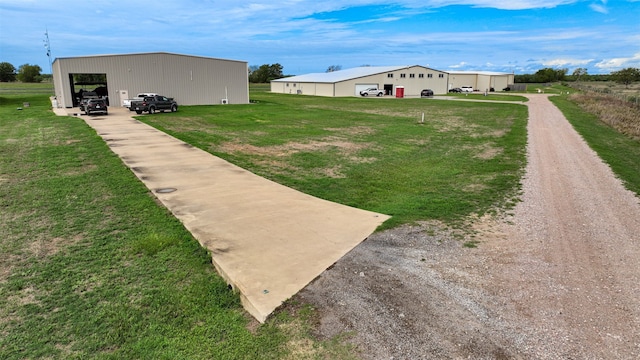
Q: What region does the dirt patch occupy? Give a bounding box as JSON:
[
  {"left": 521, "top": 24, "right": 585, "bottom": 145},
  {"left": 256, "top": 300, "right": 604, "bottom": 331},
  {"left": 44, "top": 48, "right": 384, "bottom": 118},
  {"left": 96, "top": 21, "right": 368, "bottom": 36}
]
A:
[
  {"left": 218, "top": 136, "right": 376, "bottom": 178},
  {"left": 472, "top": 143, "right": 503, "bottom": 160},
  {"left": 218, "top": 137, "right": 370, "bottom": 157},
  {"left": 294, "top": 94, "right": 640, "bottom": 359},
  {"left": 28, "top": 234, "right": 84, "bottom": 259},
  {"left": 324, "top": 126, "right": 377, "bottom": 136}
]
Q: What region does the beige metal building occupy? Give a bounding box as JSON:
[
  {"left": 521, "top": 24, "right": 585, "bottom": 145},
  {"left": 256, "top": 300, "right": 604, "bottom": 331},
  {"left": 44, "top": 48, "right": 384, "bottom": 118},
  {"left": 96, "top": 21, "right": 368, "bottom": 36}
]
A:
[
  {"left": 52, "top": 52, "right": 249, "bottom": 108},
  {"left": 271, "top": 66, "right": 449, "bottom": 97},
  {"left": 447, "top": 71, "right": 514, "bottom": 92}
]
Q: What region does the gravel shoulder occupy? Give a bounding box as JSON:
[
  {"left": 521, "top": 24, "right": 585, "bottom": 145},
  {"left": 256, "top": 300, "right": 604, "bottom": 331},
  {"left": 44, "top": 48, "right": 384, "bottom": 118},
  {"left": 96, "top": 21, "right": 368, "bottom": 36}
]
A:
[{"left": 295, "top": 94, "right": 640, "bottom": 359}]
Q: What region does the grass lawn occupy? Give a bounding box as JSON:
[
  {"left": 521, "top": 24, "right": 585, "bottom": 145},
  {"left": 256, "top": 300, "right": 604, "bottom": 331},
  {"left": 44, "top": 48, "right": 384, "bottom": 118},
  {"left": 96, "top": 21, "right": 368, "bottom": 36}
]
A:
[
  {"left": 139, "top": 87, "right": 529, "bottom": 229},
  {"left": 0, "top": 87, "right": 343, "bottom": 359}
]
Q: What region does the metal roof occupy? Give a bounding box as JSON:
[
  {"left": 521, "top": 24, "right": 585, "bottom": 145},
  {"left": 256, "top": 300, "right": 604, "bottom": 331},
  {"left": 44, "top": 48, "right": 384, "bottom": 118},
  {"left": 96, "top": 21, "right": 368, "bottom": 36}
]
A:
[
  {"left": 447, "top": 70, "right": 513, "bottom": 76},
  {"left": 53, "top": 52, "right": 247, "bottom": 64},
  {"left": 272, "top": 66, "right": 510, "bottom": 84},
  {"left": 273, "top": 65, "right": 422, "bottom": 83}
]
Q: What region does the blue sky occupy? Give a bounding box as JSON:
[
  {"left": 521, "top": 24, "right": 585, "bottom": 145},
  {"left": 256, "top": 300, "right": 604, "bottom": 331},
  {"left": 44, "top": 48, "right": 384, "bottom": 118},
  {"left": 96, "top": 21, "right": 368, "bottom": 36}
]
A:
[{"left": 1, "top": 0, "right": 639, "bottom": 75}]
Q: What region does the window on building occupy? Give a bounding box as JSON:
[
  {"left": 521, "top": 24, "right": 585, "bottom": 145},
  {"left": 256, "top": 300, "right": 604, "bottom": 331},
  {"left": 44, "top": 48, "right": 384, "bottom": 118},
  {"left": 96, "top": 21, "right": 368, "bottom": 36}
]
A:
[
  {"left": 419, "top": 74, "right": 424, "bottom": 78},
  {"left": 286, "top": 83, "right": 289, "bottom": 87},
  {"left": 427, "top": 74, "right": 433, "bottom": 78},
  {"left": 439, "top": 74, "right": 444, "bottom": 78},
  {"left": 400, "top": 73, "right": 406, "bottom": 78},
  {"left": 410, "top": 74, "right": 415, "bottom": 78},
  {"left": 387, "top": 73, "right": 394, "bottom": 78}
]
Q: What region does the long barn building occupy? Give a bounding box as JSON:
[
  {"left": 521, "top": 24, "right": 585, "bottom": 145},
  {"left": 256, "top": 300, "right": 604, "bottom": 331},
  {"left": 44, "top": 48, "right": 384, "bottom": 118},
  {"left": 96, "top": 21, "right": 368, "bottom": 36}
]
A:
[{"left": 270, "top": 66, "right": 515, "bottom": 97}]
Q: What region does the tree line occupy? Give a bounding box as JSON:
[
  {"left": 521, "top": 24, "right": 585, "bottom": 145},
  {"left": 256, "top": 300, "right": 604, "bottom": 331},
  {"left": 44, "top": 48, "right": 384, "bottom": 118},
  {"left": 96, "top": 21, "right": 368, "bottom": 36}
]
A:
[
  {"left": 0, "top": 62, "right": 46, "bottom": 82},
  {"left": 515, "top": 67, "right": 640, "bottom": 86}
]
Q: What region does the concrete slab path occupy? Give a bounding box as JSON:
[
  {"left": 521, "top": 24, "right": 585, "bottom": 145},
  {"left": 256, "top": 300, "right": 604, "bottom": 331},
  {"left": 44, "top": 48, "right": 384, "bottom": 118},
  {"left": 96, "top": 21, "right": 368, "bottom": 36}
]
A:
[{"left": 55, "top": 106, "right": 390, "bottom": 322}]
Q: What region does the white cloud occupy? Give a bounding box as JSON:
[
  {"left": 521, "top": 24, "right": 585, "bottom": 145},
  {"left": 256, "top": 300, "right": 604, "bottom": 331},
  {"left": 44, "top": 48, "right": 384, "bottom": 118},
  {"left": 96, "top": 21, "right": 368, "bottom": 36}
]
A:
[
  {"left": 594, "top": 52, "right": 640, "bottom": 71},
  {"left": 589, "top": 0, "right": 609, "bottom": 13},
  {"left": 543, "top": 58, "right": 595, "bottom": 67},
  {"left": 407, "top": 0, "right": 579, "bottom": 10},
  {"left": 448, "top": 61, "right": 468, "bottom": 69}
]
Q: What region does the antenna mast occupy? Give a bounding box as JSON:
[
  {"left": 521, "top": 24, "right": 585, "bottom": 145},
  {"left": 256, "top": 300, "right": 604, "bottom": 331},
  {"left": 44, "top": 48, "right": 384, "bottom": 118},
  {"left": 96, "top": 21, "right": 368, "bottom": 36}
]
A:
[{"left": 44, "top": 29, "right": 52, "bottom": 76}]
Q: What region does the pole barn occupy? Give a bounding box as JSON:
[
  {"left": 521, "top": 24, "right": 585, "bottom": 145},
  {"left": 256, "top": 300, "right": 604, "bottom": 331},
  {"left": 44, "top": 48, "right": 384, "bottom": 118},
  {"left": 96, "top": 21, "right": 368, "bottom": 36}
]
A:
[{"left": 52, "top": 52, "right": 249, "bottom": 108}]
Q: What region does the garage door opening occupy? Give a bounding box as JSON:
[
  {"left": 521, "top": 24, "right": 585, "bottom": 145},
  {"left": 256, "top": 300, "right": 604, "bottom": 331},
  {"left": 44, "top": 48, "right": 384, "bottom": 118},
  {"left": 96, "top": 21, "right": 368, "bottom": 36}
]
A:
[{"left": 69, "top": 73, "right": 108, "bottom": 107}]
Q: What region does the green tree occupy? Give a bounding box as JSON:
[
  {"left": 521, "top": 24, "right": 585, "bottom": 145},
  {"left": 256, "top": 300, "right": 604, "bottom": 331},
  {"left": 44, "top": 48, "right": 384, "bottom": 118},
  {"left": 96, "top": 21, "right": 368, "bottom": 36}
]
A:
[
  {"left": 533, "top": 67, "right": 567, "bottom": 83},
  {"left": 611, "top": 67, "right": 640, "bottom": 87},
  {"left": 0, "top": 62, "right": 17, "bottom": 82},
  {"left": 248, "top": 65, "right": 259, "bottom": 78},
  {"left": 16, "top": 64, "right": 42, "bottom": 83},
  {"left": 73, "top": 73, "right": 107, "bottom": 84},
  {"left": 572, "top": 68, "right": 588, "bottom": 82},
  {"left": 248, "top": 63, "right": 284, "bottom": 83}
]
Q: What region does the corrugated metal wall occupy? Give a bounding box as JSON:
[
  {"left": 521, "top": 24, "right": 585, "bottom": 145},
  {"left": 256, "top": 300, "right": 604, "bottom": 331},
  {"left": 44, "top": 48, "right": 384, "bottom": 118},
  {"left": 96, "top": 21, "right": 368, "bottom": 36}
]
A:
[
  {"left": 271, "top": 66, "right": 450, "bottom": 97},
  {"left": 336, "top": 66, "right": 449, "bottom": 97},
  {"left": 53, "top": 53, "right": 248, "bottom": 108}
]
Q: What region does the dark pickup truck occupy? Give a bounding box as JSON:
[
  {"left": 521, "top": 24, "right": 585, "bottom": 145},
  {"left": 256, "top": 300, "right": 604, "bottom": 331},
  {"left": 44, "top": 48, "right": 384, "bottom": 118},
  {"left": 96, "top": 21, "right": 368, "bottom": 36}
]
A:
[{"left": 129, "top": 95, "right": 178, "bottom": 114}]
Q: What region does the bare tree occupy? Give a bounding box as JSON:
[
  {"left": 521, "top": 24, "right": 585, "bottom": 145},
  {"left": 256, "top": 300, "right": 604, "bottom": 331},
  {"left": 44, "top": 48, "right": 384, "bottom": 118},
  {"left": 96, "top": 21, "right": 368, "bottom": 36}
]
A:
[{"left": 326, "top": 65, "right": 342, "bottom": 72}]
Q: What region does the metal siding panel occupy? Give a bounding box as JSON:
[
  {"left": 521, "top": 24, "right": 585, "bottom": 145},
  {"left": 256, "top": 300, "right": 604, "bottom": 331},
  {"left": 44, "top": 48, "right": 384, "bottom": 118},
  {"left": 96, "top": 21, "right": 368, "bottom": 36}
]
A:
[
  {"left": 316, "top": 83, "right": 333, "bottom": 96},
  {"left": 53, "top": 53, "right": 248, "bottom": 108},
  {"left": 449, "top": 74, "right": 477, "bottom": 89},
  {"left": 270, "top": 81, "right": 284, "bottom": 93}
]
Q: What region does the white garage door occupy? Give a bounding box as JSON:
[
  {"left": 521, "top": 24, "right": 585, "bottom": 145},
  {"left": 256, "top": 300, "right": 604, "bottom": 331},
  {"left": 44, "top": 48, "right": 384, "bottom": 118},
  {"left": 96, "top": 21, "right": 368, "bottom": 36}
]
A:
[{"left": 355, "top": 84, "right": 378, "bottom": 96}]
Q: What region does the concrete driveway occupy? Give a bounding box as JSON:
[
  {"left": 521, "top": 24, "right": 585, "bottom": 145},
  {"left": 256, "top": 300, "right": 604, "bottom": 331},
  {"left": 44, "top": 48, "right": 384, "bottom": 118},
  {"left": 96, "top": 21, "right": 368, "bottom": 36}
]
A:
[{"left": 54, "top": 105, "right": 390, "bottom": 322}]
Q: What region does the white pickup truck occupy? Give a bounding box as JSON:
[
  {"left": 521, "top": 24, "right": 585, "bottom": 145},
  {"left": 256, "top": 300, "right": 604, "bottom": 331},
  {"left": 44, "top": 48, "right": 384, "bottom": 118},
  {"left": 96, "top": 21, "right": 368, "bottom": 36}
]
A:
[
  {"left": 359, "top": 88, "right": 385, "bottom": 97},
  {"left": 122, "top": 93, "right": 157, "bottom": 109}
]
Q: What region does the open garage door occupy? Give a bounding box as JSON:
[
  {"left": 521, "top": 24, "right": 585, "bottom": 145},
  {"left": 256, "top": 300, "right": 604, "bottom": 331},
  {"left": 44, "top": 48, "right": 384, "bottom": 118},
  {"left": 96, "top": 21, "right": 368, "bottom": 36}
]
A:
[
  {"left": 355, "top": 84, "right": 378, "bottom": 96},
  {"left": 69, "top": 73, "right": 107, "bottom": 107}
]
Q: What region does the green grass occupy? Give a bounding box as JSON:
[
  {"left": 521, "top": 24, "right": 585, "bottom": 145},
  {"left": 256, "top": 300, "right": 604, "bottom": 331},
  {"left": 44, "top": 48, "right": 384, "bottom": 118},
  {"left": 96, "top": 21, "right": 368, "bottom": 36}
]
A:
[
  {"left": 3, "top": 81, "right": 638, "bottom": 359},
  {"left": 0, "top": 82, "right": 54, "bottom": 95},
  {"left": 0, "top": 92, "right": 328, "bottom": 359},
  {"left": 550, "top": 94, "right": 640, "bottom": 196},
  {"left": 440, "top": 93, "right": 528, "bottom": 102},
  {"left": 139, "top": 92, "right": 528, "bottom": 229}
]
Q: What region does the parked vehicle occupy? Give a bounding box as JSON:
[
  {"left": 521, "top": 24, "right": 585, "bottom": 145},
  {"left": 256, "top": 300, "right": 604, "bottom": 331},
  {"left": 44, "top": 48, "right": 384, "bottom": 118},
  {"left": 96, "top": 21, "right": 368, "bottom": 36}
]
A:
[
  {"left": 122, "top": 93, "right": 158, "bottom": 109},
  {"left": 130, "top": 95, "right": 178, "bottom": 114},
  {"left": 78, "top": 91, "right": 99, "bottom": 111},
  {"left": 84, "top": 99, "right": 108, "bottom": 115},
  {"left": 420, "top": 89, "right": 434, "bottom": 97},
  {"left": 449, "top": 87, "right": 462, "bottom": 93},
  {"left": 359, "top": 88, "right": 384, "bottom": 97},
  {"left": 461, "top": 86, "right": 474, "bottom": 92}
]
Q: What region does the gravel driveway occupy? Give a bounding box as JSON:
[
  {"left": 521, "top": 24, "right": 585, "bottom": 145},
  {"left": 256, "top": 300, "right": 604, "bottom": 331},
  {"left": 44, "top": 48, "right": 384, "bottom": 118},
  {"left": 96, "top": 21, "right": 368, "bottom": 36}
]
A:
[{"left": 295, "top": 94, "right": 640, "bottom": 359}]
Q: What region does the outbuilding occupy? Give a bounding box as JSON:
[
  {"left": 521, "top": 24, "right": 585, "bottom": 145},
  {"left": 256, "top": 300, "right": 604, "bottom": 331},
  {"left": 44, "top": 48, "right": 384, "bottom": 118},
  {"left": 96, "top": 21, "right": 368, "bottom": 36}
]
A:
[
  {"left": 447, "top": 71, "right": 514, "bottom": 92},
  {"left": 270, "top": 65, "right": 449, "bottom": 97},
  {"left": 52, "top": 52, "right": 249, "bottom": 108}
]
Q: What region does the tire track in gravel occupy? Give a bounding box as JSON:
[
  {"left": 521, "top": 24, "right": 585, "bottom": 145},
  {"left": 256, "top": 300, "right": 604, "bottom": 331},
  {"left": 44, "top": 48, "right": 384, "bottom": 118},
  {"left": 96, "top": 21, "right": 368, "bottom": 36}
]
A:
[{"left": 483, "top": 94, "right": 640, "bottom": 358}]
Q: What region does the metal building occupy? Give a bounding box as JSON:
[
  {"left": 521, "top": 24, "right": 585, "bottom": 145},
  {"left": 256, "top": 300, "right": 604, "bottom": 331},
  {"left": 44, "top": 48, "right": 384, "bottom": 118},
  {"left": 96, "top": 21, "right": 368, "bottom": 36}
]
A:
[
  {"left": 270, "top": 65, "right": 450, "bottom": 97},
  {"left": 447, "top": 71, "right": 515, "bottom": 92},
  {"left": 52, "top": 52, "right": 249, "bottom": 108}
]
